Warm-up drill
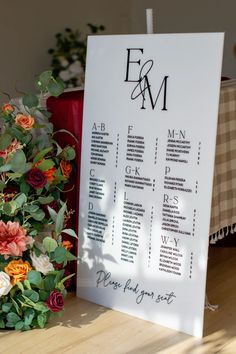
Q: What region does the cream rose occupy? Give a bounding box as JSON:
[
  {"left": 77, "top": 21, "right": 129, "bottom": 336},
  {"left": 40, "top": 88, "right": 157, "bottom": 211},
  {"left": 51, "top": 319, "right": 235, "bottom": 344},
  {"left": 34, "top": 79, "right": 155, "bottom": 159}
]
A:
[
  {"left": 0, "top": 271, "right": 12, "bottom": 297},
  {"left": 15, "top": 113, "right": 34, "bottom": 130},
  {"left": 30, "top": 252, "right": 54, "bottom": 275}
]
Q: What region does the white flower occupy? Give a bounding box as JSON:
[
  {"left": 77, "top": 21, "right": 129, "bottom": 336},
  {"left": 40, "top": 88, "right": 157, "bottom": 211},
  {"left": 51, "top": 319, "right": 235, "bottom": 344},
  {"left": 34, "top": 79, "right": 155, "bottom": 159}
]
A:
[
  {"left": 27, "top": 236, "right": 35, "bottom": 248},
  {"left": 59, "top": 56, "right": 69, "bottom": 68},
  {"left": 0, "top": 271, "right": 12, "bottom": 297},
  {"left": 30, "top": 252, "right": 54, "bottom": 275},
  {"left": 59, "top": 69, "right": 72, "bottom": 81},
  {"left": 68, "top": 61, "right": 84, "bottom": 75}
]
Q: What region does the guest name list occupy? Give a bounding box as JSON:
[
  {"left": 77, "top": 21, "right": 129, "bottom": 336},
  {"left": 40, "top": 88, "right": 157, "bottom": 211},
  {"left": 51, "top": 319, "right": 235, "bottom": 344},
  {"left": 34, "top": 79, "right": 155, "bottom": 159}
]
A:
[{"left": 77, "top": 33, "right": 224, "bottom": 337}]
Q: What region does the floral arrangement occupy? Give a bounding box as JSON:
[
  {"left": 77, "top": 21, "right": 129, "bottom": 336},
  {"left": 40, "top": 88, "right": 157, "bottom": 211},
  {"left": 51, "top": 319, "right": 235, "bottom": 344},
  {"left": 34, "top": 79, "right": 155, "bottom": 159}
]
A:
[
  {"left": 0, "top": 71, "right": 77, "bottom": 330},
  {"left": 48, "top": 24, "right": 105, "bottom": 88}
]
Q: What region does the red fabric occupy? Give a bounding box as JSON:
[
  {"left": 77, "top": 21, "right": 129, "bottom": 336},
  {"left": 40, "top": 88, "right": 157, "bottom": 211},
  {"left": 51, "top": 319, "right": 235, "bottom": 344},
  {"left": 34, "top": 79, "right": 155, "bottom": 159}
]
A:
[{"left": 47, "top": 90, "right": 84, "bottom": 286}]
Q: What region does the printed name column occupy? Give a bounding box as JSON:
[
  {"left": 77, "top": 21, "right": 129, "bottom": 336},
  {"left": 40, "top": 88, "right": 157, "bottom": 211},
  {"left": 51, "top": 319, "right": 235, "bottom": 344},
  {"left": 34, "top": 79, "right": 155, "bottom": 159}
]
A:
[
  {"left": 87, "top": 123, "right": 113, "bottom": 244},
  {"left": 159, "top": 128, "right": 201, "bottom": 277},
  {"left": 120, "top": 126, "right": 148, "bottom": 264}
]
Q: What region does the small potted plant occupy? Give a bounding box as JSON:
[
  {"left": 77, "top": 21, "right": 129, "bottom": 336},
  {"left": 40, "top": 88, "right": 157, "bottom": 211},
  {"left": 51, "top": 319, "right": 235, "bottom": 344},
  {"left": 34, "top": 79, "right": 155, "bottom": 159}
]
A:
[{"left": 48, "top": 24, "right": 105, "bottom": 88}]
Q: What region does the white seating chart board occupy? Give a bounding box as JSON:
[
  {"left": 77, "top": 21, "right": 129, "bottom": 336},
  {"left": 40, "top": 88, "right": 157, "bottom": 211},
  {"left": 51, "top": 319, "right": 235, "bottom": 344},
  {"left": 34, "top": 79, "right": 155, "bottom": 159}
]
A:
[{"left": 77, "top": 33, "right": 224, "bottom": 337}]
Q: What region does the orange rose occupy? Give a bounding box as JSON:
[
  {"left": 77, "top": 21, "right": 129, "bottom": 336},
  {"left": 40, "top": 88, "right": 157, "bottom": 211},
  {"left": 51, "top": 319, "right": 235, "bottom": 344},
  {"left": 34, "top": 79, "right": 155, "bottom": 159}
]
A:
[
  {"left": 5, "top": 259, "right": 32, "bottom": 285},
  {"left": 60, "top": 160, "right": 72, "bottom": 179},
  {"left": 43, "top": 166, "right": 56, "bottom": 182},
  {"left": 15, "top": 114, "right": 34, "bottom": 130},
  {"left": 34, "top": 159, "right": 56, "bottom": 183},
  {"left": 61, "top": 240, "right": 73, "bottom": 251},
  {"left": 2, "top": 103, "right": 14, "bottom": 114}
]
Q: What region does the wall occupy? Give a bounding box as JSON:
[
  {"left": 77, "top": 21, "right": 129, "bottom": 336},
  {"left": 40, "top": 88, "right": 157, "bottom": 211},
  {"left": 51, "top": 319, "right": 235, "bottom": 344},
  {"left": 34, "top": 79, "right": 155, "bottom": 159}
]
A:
[
  {"left": 0, "top": 0, "right": 235, "bottom": 102},
  {"left": 130, "top": 0, "right": 236, "bottom": 78},
  {"left": 0, "top": 0, "right": 131, "bottom": 101}
]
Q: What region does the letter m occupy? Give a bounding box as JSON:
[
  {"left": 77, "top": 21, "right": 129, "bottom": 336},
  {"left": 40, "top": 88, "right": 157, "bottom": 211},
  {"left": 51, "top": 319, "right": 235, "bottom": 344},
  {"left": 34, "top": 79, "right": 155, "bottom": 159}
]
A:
[{"left": 141, "top": 76, "right": 169, "bottom": 110}]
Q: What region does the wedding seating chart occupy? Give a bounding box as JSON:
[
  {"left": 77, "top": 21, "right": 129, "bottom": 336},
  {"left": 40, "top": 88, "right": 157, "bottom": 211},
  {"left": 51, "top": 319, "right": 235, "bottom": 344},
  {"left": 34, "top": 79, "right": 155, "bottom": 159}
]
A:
[{"left": 77, "top": 33, "right": 224, "bottom": 337}]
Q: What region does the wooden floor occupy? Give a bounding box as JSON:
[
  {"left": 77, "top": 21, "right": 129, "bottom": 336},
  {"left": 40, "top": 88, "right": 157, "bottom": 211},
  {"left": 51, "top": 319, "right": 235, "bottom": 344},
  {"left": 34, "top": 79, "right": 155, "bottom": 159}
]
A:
[{"left": 1, "top": 246, "right": 236, "bottom": 354}]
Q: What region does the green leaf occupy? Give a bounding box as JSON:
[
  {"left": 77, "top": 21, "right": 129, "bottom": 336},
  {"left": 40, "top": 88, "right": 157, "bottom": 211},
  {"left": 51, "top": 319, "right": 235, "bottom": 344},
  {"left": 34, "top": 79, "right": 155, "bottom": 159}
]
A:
[
  {"left": 30, "top": 221, "right": 42, "bottom": 232},
  {"left": 36, "top": 159, "right": 55, "bottom": 171},
  {"left": 23, "top": 204, "right": 39, "bottom": 213},
  {"left": 48, "top": 206, "right": 57, "bottom": 222},
  {"left": 33, "top": 302, "right": 48, "bottom": 313},
  {"left": 39, "top": 290, "right": 49, "bottom": 301},
  {"left": 6, "top": 172, "right": 22, "bottom": 180},
  {"left": 62, "top": 228, "right": 77, "bottom": 238},
  {"left": 10, "top": 297, "right": 21, "bottom": 316},
  {"left": 44, "top": 182, "right": 50, "bottom": 191},
  {"left": 38, "top": 70, "right": 53, "bottom": 87},
  {"left": 37, "top": 313, "right": 47, "bottom": 328},
  {"left": 54, "top": 269, "right": 65, "bottom": 285},
  {"left": 65, "top": 250, "right": 77, "bottom": 261},
  {"left": 29, "top": 209, "right": 45, "bottom": 221},
  {"left": 54, "top": 246, "right": 67, "bottom": 264},
  {"left": 44, "top": 274, "right": 56, "bottom": 292},
  {"left": 0, "top": 163, "right": 12, "bottom": 172},
  {"left": 2, "top": 201, "right": 18, "bottom": 216},
  {"left": 60, "top": 273, "right": 75, "bottom": 287},
  {"left": 2, "top": 303, "right": 12, "bottom": 313},
  {"left": 33, "top": 147, "right": 53, "bottom": 164},
  {"left": 36, "top": 188, "right": 43, "bottom": 195},
  {"left": 55, "top": 76, "right": 65, "bottom": 91},
  {"left": 38, "top": 196, "right": 54, "bottom": 204},
  {"left": 25, "top": 162, "right": 33, "bottom": 172},
  {"left": 62, "top": 146, "right": 76, "bottom": 161},
  {"left": 27, "top": 270, "right": 42, "bottom": 287},
  {"left": 0, "top": 180, "right": 6, "bottom": 192},
  {"left": 14, "top": 193, "right": 27, "bottom": 207},
  {"left": 23, "top": 290, "right": 39, "bottom": 303},
  {"left": 20, "top": 180, "right": 30, "bottom": 194},
  {"left": 10, "top": 150, "right": 27, "bottom": 173},
  {"left": 5, "top": 126, "right": 24, "bottom": 144},
  {"left": 37, "top": 108, "right": 51, "bottom": 118},
  {"left": 33, "top": 247, "right": 41, "bottom": 257},
  {"left": 22, "top": 94, "right": 39, "bottom": 108},
  {"left": 24, "top": 308, "right": 35, "bottom": 326},
  {"left": 0, "top": 133, "right": 12, "bottom": 150},
  {"left": 0, "top": 316, "right": 5, "bottom": 329},
  {"left": 29, "top": 229, "right": 38, "bottom": 237},
  {"left": 16, "top": 281, "right": 25, "bottom": 292},
  {"left": 6, "top": 312, "right": 21, "bottom": 325},
  {"left": 55, "top": 203, "right": 67, "bottom": 235},
  {"left": 54, "top": 141, "right": 63, "bottom": 156},
  {"left": 48, "top": 78, "right": 64, "bottom": 97},
  {"left": 22, "top": 324, "right": 31, "bottom": 331},
  {"left": 43, "top": 237, "right": 58, "bottom": 253},
  {"left": 33, "top": 124, "right": 46, "bottom": 129},
  {"left": 15, "top": 320, "right": 24, "bottom": 331},
  {"left": 23, "top": 280, "right": 32, "bottom": 290},
  {"left": 20, "top": 295, "right": 37, "bottom": 308}
]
